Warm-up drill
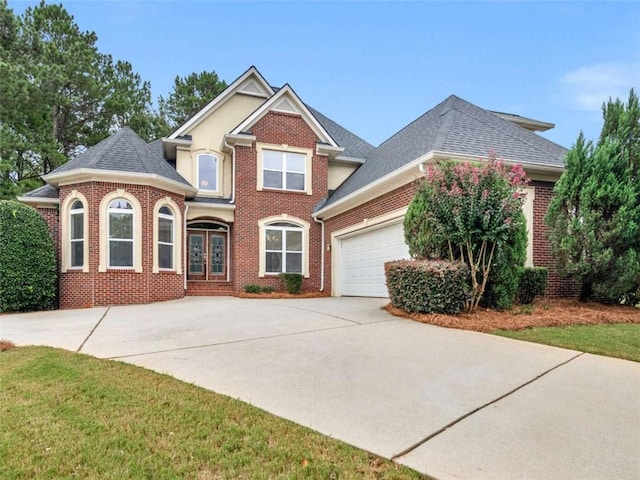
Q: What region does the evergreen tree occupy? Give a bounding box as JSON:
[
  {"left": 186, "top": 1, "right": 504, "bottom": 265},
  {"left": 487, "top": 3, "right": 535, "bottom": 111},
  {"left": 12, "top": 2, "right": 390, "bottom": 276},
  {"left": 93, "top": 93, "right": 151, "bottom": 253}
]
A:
[
  {"left": 159, "top": 71, "right": 227, "bottom": 130},
  {"left": 546, "top": 90, "right": 640, "bottom": 302}
]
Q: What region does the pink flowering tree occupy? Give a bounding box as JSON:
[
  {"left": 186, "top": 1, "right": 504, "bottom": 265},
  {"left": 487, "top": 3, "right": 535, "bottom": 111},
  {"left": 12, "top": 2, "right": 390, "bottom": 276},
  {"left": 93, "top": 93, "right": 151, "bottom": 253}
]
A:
[{"left": 404, "top": 152, "right": 528, "bottom": 311}]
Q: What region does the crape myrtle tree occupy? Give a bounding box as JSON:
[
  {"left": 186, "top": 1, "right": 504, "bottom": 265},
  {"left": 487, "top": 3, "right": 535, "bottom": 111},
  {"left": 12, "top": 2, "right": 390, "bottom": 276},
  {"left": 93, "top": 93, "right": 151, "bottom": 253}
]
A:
[
  {"left": 404, "top": 152, "right": 528, "bottom": 311},
  {"left": 546, "top": 90, "right": 640, "bottom": 303}
]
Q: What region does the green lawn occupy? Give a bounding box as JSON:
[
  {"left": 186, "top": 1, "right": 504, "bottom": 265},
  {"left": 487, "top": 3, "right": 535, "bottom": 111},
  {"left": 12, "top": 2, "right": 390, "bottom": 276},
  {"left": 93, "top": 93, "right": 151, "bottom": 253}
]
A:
[
  {"left": 494, "top": 323, "right": 640, "bottom": 362},
  {"left": 0, "top": 347, "right": 423, "bottom": 480}
]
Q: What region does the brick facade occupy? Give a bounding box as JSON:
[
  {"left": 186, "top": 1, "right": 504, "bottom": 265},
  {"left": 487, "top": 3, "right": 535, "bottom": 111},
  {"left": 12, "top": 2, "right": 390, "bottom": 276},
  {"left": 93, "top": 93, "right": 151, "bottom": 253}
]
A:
[
  {"left": 54, "top": 182, "right": 185, "bottom": 309},
  {"left": 231, "top": 111, "right": 327, "bottom": 292}
]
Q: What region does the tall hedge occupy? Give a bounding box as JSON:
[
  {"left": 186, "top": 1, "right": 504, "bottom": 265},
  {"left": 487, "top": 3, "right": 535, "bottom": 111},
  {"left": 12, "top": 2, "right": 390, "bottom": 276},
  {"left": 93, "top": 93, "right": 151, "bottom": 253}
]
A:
[{"left": 0, "top": 200, "right": 57, "bottom": 312}]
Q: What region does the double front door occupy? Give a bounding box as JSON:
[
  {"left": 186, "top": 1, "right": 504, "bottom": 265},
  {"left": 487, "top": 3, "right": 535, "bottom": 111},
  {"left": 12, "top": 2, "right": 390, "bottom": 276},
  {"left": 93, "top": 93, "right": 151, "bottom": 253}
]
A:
[{"left": 188, "top": 230, "right": 226, "bottom": 281}]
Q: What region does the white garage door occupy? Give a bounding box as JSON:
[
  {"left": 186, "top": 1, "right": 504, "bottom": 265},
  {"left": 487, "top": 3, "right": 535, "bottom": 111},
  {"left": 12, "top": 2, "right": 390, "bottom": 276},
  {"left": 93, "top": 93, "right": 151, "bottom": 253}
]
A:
[{"left": 339, "top": 221, "right": 409, "bottom": 297}]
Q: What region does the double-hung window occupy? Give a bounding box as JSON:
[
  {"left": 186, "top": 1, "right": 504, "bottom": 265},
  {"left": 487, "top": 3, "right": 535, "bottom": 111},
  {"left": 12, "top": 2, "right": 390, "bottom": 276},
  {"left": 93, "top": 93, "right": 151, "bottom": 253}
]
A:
[
  {"left": 108, "top": 199, "right": 134, "bottom": 267},
  {"left": 69, "top": 200, "right": 84, "bottom": 268},
  {"left": 263, "top": 150, "right": 306, "bottom": 191},
  {"left": 265, "top": 222, "right": 303, "bottom": 274},
  {"left": 157, "top": 206, "right": 174, "bottom": 270}
]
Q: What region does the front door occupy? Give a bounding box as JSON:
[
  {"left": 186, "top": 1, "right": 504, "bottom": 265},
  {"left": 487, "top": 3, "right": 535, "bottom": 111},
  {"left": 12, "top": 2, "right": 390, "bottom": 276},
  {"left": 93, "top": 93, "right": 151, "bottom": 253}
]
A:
[{"left": 188, "top": 230, "right": 226, "bottom": 281}]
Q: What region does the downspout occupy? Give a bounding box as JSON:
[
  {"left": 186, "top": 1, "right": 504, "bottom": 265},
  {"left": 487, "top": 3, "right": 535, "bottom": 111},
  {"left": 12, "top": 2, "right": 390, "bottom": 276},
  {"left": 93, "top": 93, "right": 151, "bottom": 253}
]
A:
[
  {"left": 419, "top": 162, "right": 428, "bottom": 174},
  {"left": 184, "top": 204, "right": 189, "bottom": 292},
  {"left": 313, "top": 215, "right": 325, "bottom": 292},
  {"left": 224, "top": 140, "right": 236, "bottom": 204}
]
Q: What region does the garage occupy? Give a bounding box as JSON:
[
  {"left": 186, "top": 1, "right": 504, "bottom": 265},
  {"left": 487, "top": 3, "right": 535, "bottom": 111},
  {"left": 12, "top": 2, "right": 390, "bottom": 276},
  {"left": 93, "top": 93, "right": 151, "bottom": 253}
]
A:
[{"left": 337, "top": 221, "right": 410, "bottom": 297}]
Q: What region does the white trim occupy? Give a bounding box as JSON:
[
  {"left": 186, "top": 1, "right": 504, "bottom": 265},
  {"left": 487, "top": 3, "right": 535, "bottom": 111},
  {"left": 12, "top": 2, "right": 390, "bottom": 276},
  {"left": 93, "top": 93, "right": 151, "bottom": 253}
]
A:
[
  {"left": 99, "top": 189, "right": 143, "bottom": 273},
  {"left": 316, "top": 149, "right": 565, "bottom": 220},
  {"left": 258, "top": 215, "right": 310, "bottom": 278},
  {"left": 152, "top": 198, "right": 183, "bottom": 274},
  {"left": 43, "top": 169, "right": 197, "bottom": 197},
  {"left": 170, "top": 67, "right": 274, "bottom": 139},
  {"left": 333, "top": 155, "right": 366, "bottom": 165},
  {"left": 316, "top": 144, "right": 344, "bottom": 157},
  {"left": 17, "top": 196, "right": 59, "bottom": 206},
  {"left": 331, "top": 210, "right": 407, "bottom": 297},
  {"left": 522, "top": 186, "right": 535, "bottom": 267},
  {"left": 196, "top": 153, "right": 220, "bottom": 194},
  {"left": 256, "top": 143, "right": 313, "bottom": 195},
  {"left": 60, "top": 190, "right": 89, "bottom": 273},
  {"left": 231, "top": 85, "right": 339, "bottom": 148}
]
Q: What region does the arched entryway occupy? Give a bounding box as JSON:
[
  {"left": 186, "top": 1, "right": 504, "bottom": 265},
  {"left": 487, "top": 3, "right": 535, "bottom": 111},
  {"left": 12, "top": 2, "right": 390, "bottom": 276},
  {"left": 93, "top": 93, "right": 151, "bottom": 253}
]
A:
[{"left": 187, "top": 220, "right": 230, "bottom": 282}]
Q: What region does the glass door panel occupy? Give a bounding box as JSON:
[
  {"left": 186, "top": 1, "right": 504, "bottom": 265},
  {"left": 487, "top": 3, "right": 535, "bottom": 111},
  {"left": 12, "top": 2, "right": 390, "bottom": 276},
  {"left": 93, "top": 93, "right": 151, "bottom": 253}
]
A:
[{"left": 209, "top": 233, "right": 225, "bottom": 277}]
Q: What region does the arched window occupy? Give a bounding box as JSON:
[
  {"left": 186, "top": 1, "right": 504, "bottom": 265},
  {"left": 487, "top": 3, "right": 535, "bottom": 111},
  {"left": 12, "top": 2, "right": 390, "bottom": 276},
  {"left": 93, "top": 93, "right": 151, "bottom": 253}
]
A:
[
  {"left": 158, "top": 206, "right": 174, "bottom": 270},
  {"left": 69, "top": 200, "right": 84, "bottom": 268},
  {"left": 108, "top": 199, "right": 134, "bottom": 268},
  {"left": 258, "top": 216, "right": 310, "bottom": 278},
  {"left": 197, "top": 153, "right": 218, "bottom": 191}
]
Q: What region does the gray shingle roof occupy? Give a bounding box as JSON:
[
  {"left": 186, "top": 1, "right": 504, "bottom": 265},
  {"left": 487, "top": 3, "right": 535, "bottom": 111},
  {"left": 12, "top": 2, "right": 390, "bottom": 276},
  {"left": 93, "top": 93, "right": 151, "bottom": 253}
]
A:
[
  {"left": 51, "top": 127, "right": 191, "bottom": 186},
  {"left": 22, "top": 183, "right": 59, "bottom": 199},
  {"left": 307, "top": 106, "right": 375, "bottom": 159},
  {"left": 325, "top": 95, "right": 568, "bottom": 206}
]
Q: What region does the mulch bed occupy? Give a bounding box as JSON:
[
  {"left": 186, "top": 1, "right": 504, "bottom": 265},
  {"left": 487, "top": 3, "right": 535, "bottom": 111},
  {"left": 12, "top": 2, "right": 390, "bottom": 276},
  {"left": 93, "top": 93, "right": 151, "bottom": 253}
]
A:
[
  {"left": 385, "top": 298, "right": 640, "bottom": 333},
  {"left": 236, "top": 291, "right": 330, "bottom": 299}
]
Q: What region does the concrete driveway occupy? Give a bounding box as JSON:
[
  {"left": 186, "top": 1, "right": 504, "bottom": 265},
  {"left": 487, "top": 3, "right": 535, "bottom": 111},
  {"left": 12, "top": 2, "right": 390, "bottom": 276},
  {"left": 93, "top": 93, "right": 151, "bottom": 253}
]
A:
[{"left": 2, "top": 296, "right": 639, "bottom": 479}]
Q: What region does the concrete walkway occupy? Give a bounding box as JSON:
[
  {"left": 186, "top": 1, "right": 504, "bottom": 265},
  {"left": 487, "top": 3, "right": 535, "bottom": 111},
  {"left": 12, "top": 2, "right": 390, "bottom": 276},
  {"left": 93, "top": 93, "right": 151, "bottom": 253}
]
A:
[{"left": 2, "top": 297, "right": 639, "bottom": 479}]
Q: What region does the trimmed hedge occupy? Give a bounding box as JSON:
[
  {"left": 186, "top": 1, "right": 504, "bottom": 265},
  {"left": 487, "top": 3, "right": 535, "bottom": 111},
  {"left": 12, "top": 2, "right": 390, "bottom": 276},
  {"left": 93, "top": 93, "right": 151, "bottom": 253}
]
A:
[
  {"left": 0, "top": 200, "right": 57, "bottom": 312},
  {"left": 279, "top": 273, "right": 303, "bottom": 294},
  {"left": 385, "top": 260, "right": 471, "bottom": 314},
  {"left": 517, "top": 267, "right": 548, "bottom": 304}
]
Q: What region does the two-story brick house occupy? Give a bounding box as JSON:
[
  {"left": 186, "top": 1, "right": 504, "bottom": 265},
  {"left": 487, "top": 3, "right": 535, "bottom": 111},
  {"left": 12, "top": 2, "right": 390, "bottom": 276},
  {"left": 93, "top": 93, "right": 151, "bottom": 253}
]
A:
[{"left": 19, "top": 66, "right": 571, "bottom": 309}]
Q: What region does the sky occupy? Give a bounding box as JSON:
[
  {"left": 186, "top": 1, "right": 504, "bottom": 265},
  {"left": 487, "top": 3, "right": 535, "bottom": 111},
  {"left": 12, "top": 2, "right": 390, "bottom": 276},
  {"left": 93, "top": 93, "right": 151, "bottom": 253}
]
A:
[{"left": 9, "top": 0, "right": 640, "bottom": 150}]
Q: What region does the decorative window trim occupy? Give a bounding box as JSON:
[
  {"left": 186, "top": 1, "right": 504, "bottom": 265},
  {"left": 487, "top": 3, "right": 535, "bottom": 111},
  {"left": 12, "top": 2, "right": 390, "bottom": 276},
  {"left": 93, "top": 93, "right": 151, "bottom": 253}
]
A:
[
  {"left": 256, "top": 143, "right": 313, "bottom": 195},
  {"left": 258, "top": 215, "right": 310, "bottom": 278},
  {"left": 152, "top": 198, "right": 182, "bottom": 274},
  {"left": 196, "top": 152, "right": 220, "bottom": 195},
  {"left": 60, "top": 190, "right": 89, "bottom": 273},
  {"left": 99, "top": 189, "right": 143, "bottom": 273}
]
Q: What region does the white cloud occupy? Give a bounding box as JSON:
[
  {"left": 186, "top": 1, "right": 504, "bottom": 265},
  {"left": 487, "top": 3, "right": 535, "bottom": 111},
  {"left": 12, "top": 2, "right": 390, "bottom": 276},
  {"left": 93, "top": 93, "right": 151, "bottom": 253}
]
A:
[{"left": 561, "top": 63, "right": 640, "bottom": 111}]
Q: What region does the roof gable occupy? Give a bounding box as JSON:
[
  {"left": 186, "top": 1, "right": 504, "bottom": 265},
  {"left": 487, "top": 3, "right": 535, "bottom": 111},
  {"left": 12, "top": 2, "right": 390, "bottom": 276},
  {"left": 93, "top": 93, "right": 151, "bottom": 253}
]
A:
[
  {"left": 169, "top": 66, "right": 274, "bottom": 139},
  {"left": 231, "top": 85, "right": 340, "bottom": 148}
]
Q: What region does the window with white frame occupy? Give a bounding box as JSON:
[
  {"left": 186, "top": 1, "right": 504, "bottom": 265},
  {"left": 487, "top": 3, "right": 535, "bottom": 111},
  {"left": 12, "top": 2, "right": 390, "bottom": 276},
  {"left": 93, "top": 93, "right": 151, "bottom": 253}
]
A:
[
  {"left": 69, "top": 200, "right": 84, "bottom": 268},
  {"left": 263, "top": 150, "right": 306, "bottom": 191},
  {"left": 265, "top": 222, "right": 303, "bottom": 274},
  {"left": 157, "top": 206, "right": 174, "bottom": 270},
  {"left": 108, "top": 199, "right": 134, "bottom": 267},
  {"left": 198, "top": 153, "right": 218, "bottom": 191}
]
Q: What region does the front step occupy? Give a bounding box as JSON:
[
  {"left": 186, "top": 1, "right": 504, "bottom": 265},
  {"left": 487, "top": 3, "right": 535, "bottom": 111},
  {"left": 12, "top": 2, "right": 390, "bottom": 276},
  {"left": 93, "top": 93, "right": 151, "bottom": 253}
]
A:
[{"left": 186, "top": 282, "right": 235, "bottom": 296}]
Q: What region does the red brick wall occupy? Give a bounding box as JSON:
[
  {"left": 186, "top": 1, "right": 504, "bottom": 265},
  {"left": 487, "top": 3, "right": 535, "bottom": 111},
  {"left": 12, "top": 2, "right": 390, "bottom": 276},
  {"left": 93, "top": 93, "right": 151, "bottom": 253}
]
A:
[
  {"left": 324, "top": 179, "right": 578, "bottom": 298},
  {"left": 56, "top": 182, "right": 185, "bottom": 308},
  {"left": 531, "top": 181, "right": 579, "bottom": 297},
  {"left": 232, "top": 111, "right": 327, "bottom": 292}
]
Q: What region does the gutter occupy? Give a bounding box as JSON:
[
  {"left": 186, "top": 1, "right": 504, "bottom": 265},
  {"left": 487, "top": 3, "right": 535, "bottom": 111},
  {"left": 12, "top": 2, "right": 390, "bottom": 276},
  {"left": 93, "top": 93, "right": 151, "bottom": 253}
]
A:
[
  {"left": 313, "top": 215, "right": 325, "bottom": 292},
  {"left": 224, "top": 140, "right": 237, "bottom": 204},
  {"left": 184, "top": 204, "right": 189, "bottom": 292}
]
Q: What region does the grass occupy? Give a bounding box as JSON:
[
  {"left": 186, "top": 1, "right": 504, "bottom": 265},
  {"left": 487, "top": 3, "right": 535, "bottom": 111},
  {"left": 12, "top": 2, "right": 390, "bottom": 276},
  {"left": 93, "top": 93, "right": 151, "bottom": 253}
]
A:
[
  {"left": 0, "top": 347, "right": 423, "bottom": 480},
  {"left": 494, "top": 323, "right": 640, "bottom": 362}
]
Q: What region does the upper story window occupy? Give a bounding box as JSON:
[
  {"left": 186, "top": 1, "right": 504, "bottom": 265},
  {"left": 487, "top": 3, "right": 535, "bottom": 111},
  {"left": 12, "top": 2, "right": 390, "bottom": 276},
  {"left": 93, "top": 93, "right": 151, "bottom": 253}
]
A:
[
  {"left": 198, "top": 153, "right": 218, "bottom": 191},
  {"left": 108, "top": 199, "right": 134, "bottom": 268},
  {"left": 263, "top": 150, "right": 306, "bottom": 191},
  {"left": 157, "top": 206, "right": 174, "bottom": 270},
  {"left": 69, "top": 200, "right": 84, "bottom": 268}
]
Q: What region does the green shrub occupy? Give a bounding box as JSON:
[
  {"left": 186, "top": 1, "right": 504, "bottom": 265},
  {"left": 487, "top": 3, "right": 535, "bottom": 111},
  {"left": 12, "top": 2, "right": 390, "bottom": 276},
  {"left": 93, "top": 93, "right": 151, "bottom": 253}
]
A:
[
  {"left": 279, "top": 273, "right": 303, "bottom": 294},
  {"left": 482, "top": 210, "right": 528, "bottom": 310},
  {"left": 244, "top": 284, "right": 262, "bottom": 294},
  {"left": 0, "top": 200, "right": 57, "bottom": 312},
  {"left": 385, "top": 260, "right": 471, "bottom": 314},
  {"left": 517, "top": 267, "right": 548, "bottom": 304},
  {"left": 261, "top": 285, "right": 275, "bottom": 294}
]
